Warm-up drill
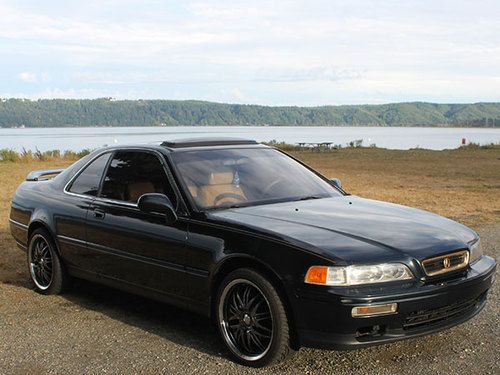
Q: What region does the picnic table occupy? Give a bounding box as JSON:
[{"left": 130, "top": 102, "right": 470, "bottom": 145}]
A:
[{"left": 297, "top": 142, "right": 337, "bottom": 149}]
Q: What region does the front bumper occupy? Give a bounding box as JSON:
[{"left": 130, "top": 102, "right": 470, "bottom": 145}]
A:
[{"left": 294, "top": 255, "right": 496, "bottom": 350}]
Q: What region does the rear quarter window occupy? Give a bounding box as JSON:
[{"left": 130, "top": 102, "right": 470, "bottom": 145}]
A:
[{"left": 68, "top": 153, "right": 111, "bottom": 196}]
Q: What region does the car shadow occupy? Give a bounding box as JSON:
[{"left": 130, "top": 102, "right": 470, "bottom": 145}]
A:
[
  {"left": 61, "top": 278, "right": 228, "bottom": 360},
  {"left": 0, "top": 233, "right": 226, "bottom": 360}
]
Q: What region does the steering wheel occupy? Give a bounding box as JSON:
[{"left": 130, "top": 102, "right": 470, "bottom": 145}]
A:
[
  {"left": 263, "top": 178, "right": 287, "bottom": 196},
  {"left": 213, "top": 192, "right": 247, "bottom": 207}
]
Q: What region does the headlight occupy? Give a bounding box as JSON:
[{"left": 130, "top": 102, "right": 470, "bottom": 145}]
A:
[
  {"left": 305, "top": 263, "right": 414, "bottom": 286},
  {"left": 469, "top": 239, "right": 483, "bottom": 263}
]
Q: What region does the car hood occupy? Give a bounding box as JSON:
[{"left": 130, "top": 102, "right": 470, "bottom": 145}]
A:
[{"left": 209, "top": 196, "right": 477, "bottom": 264}]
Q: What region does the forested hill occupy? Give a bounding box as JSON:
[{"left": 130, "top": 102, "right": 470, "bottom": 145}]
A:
[{"left": 0, "top": 99, "right": 499, "bottom": 127}]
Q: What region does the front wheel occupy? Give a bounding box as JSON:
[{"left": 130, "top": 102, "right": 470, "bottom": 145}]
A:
[
  {"left": 216, "top": 268, "right": 295, "bottom": 367},
  {"left": 28, "top": 228, "right": 70, "bottom": 294}
]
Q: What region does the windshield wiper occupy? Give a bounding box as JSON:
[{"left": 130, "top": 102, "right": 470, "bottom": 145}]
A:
[
  {"left": 226, "top": 204, "right": 244, "bottom": 209},
  {"left": 211, "top": 203, "right": 245, "bottom": 210},
  {"left": 295, "top": 195, "right": 325, "bottom": 201}
]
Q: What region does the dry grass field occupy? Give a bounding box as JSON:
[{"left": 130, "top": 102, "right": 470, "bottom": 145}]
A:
[{"left": 294, "top": 146, "right": 500, "bottom": 227}]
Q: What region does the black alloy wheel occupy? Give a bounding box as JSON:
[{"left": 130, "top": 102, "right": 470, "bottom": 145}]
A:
[
  {"left": 28, "top": 228, "right": 69, "bottom": 294},
  {"left": 29, "top": 234, "right": 53, "bottom": 290},
  {"left": 216, "top": 268, "right": 295, "bottom": 367}
]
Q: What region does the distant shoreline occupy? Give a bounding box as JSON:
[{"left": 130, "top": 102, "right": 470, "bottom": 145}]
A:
[
  {"left": 2, "top": 124, "right": 500, "bottom": 129},
  {"left": 1, "top": 126, "right": 499, "bottom": 152},
  {"left": 1, "top": 99, "right": 499, "bottom": 128}
]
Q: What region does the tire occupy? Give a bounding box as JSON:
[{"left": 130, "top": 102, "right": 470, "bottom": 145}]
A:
[
  {"left": 27, "top": 228, "right": 70, "bottom": 294},
  {"left": 216, "top": 268, "right": 296, "bottom": 367}
]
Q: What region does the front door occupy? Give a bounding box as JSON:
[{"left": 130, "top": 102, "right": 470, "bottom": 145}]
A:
[
  {"left": 85, "top": 150, "right": 188, "bottom": 299},
  {"left": 58, "top": 152, "right": 112, "bottom": 271}
]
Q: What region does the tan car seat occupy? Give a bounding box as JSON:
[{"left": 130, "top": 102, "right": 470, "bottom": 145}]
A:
[
  {"left": 126, "top": 181, "right": 155, "bottom": 203},
  {"left": 198, "top": 171, "right": 246, "bottom": 207}
]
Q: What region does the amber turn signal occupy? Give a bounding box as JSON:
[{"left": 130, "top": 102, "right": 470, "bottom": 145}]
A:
[
  {"left": 305, "top": 266, "right": 328, "bottom": 285},
  {"left": 304, "top": 266, "right": 328, "bottom": 285},
  {"left": 351, "top": 303, "right": 398, "bottom": 318}
]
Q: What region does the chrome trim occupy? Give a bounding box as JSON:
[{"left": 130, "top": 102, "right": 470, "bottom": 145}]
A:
[
  {"left": 15, "top": 241, "right": 28, "bottom": 250},
  {"left": 63, "top": 150, "right": 112, "bottom": 200},
  {"left": 62, "top": 147, "right": 184, "bottom": 211},
  {"left": 9, "top": 218, "right": 28, "bottom": 230},
  {"left": 56, "top": 234, "right": 197, "bottom": 274},
  {"left": 94, "top": 197, "right": 138, "bottom": 208},
  {"left": 422, "top": 250, "right": 470, "bottom": 276},
  {"left": 57, "top": 235, "right": 87, "bottom": 246}
]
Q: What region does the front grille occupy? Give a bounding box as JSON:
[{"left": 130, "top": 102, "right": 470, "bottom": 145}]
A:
[
  {"left": 403, "top": 294, "right": 484, "bottom": 330},
  {"left": 422, "top": 250, "right": 469, "bottom": 276}
]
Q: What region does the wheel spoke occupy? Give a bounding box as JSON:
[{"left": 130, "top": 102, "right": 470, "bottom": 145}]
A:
[
  {"left": 236, "top": 329, "right": 246, "bottom": 349},
  {"left": 40, "top": 268, "right": 49, "bottom": 283},
  {"left": 254, "top": 310, "right": 271, "bottom": 321},
  {"left": 40, "top": 246, "right": 48, "bottom": 257},
  {"left": 243, "top": 331, "right": 252, "bottom": 353},
  {"left": 242, "top": 285, "right": 252, "bottom": 308},
  {"left": 252, "top": 327, "right": 272, "bottom": 340},
  {"left": 250, "top": 299, "right": 263, "bottom": 315},
  {"left": 229, "top": 300, "right": 239, "bottom": 316},
  {"left": 33, "top": 265, "right": 41, "bottom": 279},
  {"left": 34, "top": 242, "right": 40, "bottom": 260},
  {"left": 39, "top": 268, "right": 46, "bottom": 283},
  {"left": 254, "top": 319, "right": 272, "bottom": 332},
  {"left": 235, "top": 288, "right": 245, "bottom": 309},
  {"left": 249, "top": 331, "right": 265, "bottom": 351},
  {"left": 228, "top": 313, "right": 239, "bottom": 322},
  {"left": 246, "top": 294, "right": 259, "bottom": 310}
]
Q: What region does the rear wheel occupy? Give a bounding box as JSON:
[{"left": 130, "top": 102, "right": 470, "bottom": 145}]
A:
[
  {"left": 28, "top": 228, "right": 69, "bottom": 294},
  {"left": 216, "top": 268, "right": 295, "bottom": 367}
]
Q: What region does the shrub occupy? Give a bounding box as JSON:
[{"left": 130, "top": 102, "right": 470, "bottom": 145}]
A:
[
  {"left": 0, "top": 149, "right": 20, "bottom": 162},
  {"left": 0, "top": 148, "right": 92, "bottom": 162},
  {"left": 460, "top": 142, "right": 499, "bottom": 150}
]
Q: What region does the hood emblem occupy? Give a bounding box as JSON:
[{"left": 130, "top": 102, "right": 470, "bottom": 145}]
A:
[{"left": 443, "top": 257, "right": 451, "bottom": 268}]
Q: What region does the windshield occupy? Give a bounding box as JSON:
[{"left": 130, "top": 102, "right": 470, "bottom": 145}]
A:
[{"left": 172, "top": 147, "right": 341, "bottom": 210}]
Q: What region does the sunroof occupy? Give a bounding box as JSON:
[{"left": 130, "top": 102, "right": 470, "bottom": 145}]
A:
[{"left": 161, "top": 137, "right": 258, "bottom": 148}]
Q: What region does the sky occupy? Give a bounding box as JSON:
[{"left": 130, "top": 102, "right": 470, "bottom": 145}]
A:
[{"left": 0, "top": 0, "right": 499, "bottom": 106}]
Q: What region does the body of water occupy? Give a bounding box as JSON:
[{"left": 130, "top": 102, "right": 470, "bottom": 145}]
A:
[{"left": 0, "top": 126, "right": 499, "bottom": 151}]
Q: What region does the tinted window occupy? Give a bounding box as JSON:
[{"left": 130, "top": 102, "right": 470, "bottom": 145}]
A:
[
  {"left": 69, "top": 153, "right": 111, "bottom": 196},
  {"left": 100, "top": 151, "right": 176, "bottom": 205}
]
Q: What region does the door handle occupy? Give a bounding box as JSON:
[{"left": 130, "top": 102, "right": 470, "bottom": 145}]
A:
[{"left": 93, "top": 209, "right": 105, "bottom": 219}]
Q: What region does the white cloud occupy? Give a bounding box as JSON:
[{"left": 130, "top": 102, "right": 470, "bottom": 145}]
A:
[
  {"left": 1, "top": 0, "right": 499, "bottom": 104},
  {"left": 18, "top": 72, "right": 38, "bottom": 83},
  {"left": 1, "top": 87, "right": 121, "bottom": 100},
  {"left": 255, "top": 66, "right": 364, "bottom": 82}
]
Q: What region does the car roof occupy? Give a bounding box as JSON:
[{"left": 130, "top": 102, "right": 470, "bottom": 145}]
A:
[
  {"left": 161, "top": 137, "right": 258, "bottom": 149},
  {"left": 93, "top": 137, "right": 263, "bottom": 154}
]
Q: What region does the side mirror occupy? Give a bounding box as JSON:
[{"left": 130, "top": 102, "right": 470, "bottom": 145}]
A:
[
  {"left": 138, "top": 193, "right": 177, "bottom": 223},
  {"left": 330, "top": 178, "right": 342, "bottom": 189}
]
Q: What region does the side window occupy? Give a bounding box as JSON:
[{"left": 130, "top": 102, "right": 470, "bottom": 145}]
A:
[
  {"left": 100, "top": 151, "right": 177, "bottom": 206},
  {"left": 68, "top": 153, "right": 111, "bottom": 196}
]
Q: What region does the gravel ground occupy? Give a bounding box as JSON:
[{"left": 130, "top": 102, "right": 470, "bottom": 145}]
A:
[{"left": 0, "top": 224, "right": 498, "bottom": 375}]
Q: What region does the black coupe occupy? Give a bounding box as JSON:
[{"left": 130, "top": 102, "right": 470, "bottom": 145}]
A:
[{"left": 9, "top": 138, "right": 496, "bottom": 367}]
